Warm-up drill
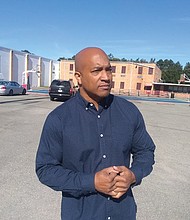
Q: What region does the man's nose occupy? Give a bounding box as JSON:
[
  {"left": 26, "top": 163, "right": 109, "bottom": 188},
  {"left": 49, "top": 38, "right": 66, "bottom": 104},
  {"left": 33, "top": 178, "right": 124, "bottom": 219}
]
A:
[{"left": 101, "top": 69, "right": 111, "bottom": 80}]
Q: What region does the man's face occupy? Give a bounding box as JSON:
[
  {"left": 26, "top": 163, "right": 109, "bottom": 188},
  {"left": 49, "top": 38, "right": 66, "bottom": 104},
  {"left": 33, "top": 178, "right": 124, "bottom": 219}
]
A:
[{"left": 78, "top": 52, "right": 112, "bottom": 102}]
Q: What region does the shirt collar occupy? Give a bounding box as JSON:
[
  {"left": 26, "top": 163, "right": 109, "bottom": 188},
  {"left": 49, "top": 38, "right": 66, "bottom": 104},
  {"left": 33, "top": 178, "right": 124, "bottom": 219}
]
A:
[{"left": 76, "top": 91, "right": 113, "bottom": 110}]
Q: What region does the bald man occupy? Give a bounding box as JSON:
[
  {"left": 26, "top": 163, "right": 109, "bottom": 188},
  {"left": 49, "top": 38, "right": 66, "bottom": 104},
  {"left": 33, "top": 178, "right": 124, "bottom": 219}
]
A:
[{"left": 36, "top": 47, "right": 155, "bottom": 220}]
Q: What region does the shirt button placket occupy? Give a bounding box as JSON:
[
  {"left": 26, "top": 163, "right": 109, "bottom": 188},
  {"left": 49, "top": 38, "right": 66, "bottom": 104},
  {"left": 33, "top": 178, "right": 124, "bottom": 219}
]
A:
[
  {"left": 98, "top": 113, "right": 108, "bottom": 165},
  {"left": 97, "top": 111, "right": 111, "bottom": 220}
]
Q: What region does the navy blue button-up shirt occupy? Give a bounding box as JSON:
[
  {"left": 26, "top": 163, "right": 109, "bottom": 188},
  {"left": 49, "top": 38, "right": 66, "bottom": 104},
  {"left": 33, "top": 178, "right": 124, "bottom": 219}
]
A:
[{"left": 36, "top": 92, "right": 155, "bottom": 220}]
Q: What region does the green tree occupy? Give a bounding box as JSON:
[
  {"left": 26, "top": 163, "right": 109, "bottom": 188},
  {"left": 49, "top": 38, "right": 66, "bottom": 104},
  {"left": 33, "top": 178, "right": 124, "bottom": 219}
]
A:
[
  {"left": 139, "top": 59, "right": 148, "bottom": 63},
  {"left": 135, "top": 58, "right": 140, "bottom": 62},
  {"left": 57, "top": 57, "right": 66, "bottom": 61},
  {"left": 112, "top": 57, "right": 121, "bottom": 61},
  {"left": 183, "top": 62, "right": 190, "bottom": 78},
  {"left": 21, "top": 49, "right": 34, "bottom": 55},
  {"left": 107, "top": 53, "right": 114, "bottom": 60},
  {"left": 156, "top": 59, "right": 183, "bottom": 83},
  {"left": 149, "top": 58, "right": 156, "bottom": 63},
  {"left": 121, "top": 58, "right": 127, "bottom": 62}
]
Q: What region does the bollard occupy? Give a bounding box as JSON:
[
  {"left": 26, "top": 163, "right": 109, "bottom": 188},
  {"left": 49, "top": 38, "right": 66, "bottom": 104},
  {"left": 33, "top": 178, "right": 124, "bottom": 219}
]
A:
[{"left": 171, "top": 92, "right": 175, "bottom": 98}]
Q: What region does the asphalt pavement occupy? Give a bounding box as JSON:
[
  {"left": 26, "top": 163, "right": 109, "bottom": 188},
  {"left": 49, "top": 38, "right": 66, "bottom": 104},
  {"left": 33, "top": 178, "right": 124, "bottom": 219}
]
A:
[{"left": 0, "top": 93, "right": 190, "bottom": 220}]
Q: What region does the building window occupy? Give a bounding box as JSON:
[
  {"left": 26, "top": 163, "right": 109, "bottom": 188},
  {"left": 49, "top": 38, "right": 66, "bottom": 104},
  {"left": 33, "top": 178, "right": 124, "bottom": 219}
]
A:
[
  {"left": 144, "top": 86, "right": 152, "bottom": 91},
  {"left": 138, "top": 67, "right": 143, "bottom": 74},
  {"left": 121, "top": 66, "right": 126, "bottom": 74},
  {"left": 148, "top": 67, "right": 153, "bottom": 74},
  {"left": 70, "top": 64, "right": 73, "bottom": 71},
  {"left": 111, "top": 81, "right": 115, "bottom": 88},
  {"left": 120, "top": 82, "right": 125, "bottom": 89},
  {"left": 112, "top": 66, "right": 116, "bottom": 73},
  {"left": 136, "top": 83, "right": 141, "bottom": 90}
]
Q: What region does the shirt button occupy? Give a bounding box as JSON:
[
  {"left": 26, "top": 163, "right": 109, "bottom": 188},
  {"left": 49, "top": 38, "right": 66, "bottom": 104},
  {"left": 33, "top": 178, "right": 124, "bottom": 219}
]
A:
[
  {"left": 103, "top": 154, "right": 106, "bottom": 159},
  {"left": 108, "top": 197, "right": 110, "bottom": 200},
  {"left": 100, "top": 134, "right": 103, "bottom": 137},
  {"left": 85, "top": 107, "right": 88, "bottom": 110},
  {"left": 90, "top": 103, "right": 93, "bottom": 106},
  {"left": 108, "top": 217, "right": 111, "bottom": 220},
  {"left": 97, "top": 115, "right": 100, "bottom": 118}
]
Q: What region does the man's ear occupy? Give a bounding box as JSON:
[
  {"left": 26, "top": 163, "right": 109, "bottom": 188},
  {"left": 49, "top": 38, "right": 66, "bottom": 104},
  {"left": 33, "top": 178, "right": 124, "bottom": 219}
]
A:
[{"left": 75, "top": 71, "right": 82, "bottom": 85}]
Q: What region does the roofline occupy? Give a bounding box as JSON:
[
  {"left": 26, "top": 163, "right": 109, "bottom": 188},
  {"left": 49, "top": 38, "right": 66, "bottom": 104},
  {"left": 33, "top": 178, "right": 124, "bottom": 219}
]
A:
[{"left": 153, "top": 82, "right": 190, "bottom": 87}]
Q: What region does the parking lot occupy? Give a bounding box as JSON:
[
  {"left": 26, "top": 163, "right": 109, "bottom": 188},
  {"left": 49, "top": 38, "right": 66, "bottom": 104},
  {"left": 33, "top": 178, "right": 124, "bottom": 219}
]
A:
[{"left": 0, "top": 93, "right": 190, "bottom": 220}]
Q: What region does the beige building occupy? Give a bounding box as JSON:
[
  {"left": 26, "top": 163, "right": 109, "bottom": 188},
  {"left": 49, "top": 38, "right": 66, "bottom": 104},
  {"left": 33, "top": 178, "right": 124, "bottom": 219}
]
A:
[{"left": 60, "top": 60, "right": 162, "bottom": 96}]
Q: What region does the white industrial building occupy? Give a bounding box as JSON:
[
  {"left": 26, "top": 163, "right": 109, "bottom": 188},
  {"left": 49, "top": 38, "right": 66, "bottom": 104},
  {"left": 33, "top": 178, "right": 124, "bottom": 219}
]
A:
[{"left": 0, "top": 46, "right": 59, "bottom": 89}]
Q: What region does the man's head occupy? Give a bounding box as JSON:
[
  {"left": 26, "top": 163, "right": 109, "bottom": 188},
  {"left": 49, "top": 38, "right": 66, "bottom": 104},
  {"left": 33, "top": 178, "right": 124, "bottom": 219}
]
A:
[{"left": 75, "top": 47, "right": 112, "bottom": 105}]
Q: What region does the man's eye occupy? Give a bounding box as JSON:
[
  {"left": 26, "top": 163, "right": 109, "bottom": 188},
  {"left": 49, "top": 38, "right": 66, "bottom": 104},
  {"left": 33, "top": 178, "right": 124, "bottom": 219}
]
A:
[
  {"left": 92, "top": 69, "right": 100, "bottom": 72},
  {"left": 105, "top": 67, "right": 112, "bottom": 72},
  {"left": 91, "top": 69, "right": 102, "bottom": 75},
  {"left": 93, "top": 68, "right": 102, "bottom": 71}
]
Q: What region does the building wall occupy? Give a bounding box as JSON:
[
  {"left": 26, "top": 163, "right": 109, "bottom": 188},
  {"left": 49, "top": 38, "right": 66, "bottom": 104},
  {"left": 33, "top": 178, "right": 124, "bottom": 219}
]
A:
[
  {"left": 0, "top": 47, "right": 11, "bottom": 80},
  {"left": 60, "top": 59, "right": 161, "bottom": 95},
  {"left": 0, "top": 46, "right": 59, "bottom": 88},
  {"left": 111, "top": 62, "right": 161, "bottom": 95},
  {"left": 0, "top": 46, "right": 161, "bottom": 93},
  {"left": 60, "top": 60, "right": 75, "bottom": 82},
  {"left": 40, "top": 58, "right": 51, "bottom": 87},
  {"left": 51, "top": 61, "right": 60, "bottom": 81},
  {"left": 27, "top": 55, "right": 40, "bottom": 88},
  {"left": 12, "top": 50, "right": 26, "bottom": 83}
]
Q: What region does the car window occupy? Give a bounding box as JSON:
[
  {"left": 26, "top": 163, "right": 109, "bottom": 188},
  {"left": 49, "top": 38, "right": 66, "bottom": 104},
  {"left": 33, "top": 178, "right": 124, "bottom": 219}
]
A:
[
  {"left": 51, "top": 80, "right": 71, "bottom": 88},
  {"left": 0, "top": 81, "right": 7, "bottom": 85},
  {"left": 60, "top": 81, "right": 70, "bottom": 88},
  {"left": 14, "top": 82, "right": 20, "bottom": 86},
  {"left": 51, "top": 80, "right": 60, "bottom": 86},
  {"left": 10, "top": 82, "right": 15, "bottom": 86}
]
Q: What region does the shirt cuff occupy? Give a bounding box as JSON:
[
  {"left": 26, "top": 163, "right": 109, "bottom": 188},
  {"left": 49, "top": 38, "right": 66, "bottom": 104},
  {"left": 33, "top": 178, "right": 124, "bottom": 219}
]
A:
[
  {"left": 129, "top": 166, "right": 143, "bottom": 186},
  {"left": 80, "top": 173, "right": 96, "bottom": 194}
]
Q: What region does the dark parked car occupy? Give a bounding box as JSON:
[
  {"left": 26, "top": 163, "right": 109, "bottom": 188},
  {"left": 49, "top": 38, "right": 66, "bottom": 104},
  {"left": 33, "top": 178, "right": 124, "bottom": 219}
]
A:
[
  {"left": 49, "top": 79, "right": 77, "bottom": 101},
  {"left": 0, "top": 80, "right": 26, "bottom": 96}
]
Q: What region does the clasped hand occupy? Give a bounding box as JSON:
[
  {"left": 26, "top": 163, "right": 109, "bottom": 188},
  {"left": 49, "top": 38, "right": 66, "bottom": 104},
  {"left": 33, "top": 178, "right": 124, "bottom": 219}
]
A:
[{"left": 94, "top": 166, "right": 136, "bottom": 199}]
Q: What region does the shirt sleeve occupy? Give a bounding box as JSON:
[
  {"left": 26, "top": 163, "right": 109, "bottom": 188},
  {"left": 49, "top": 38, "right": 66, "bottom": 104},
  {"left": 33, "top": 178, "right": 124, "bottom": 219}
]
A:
[
  {"left": 35, "top": 113, "right": 96, "bottom": 198},
  {"left": 129, "top": 109, "right": 156, "bottom": 186}
]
